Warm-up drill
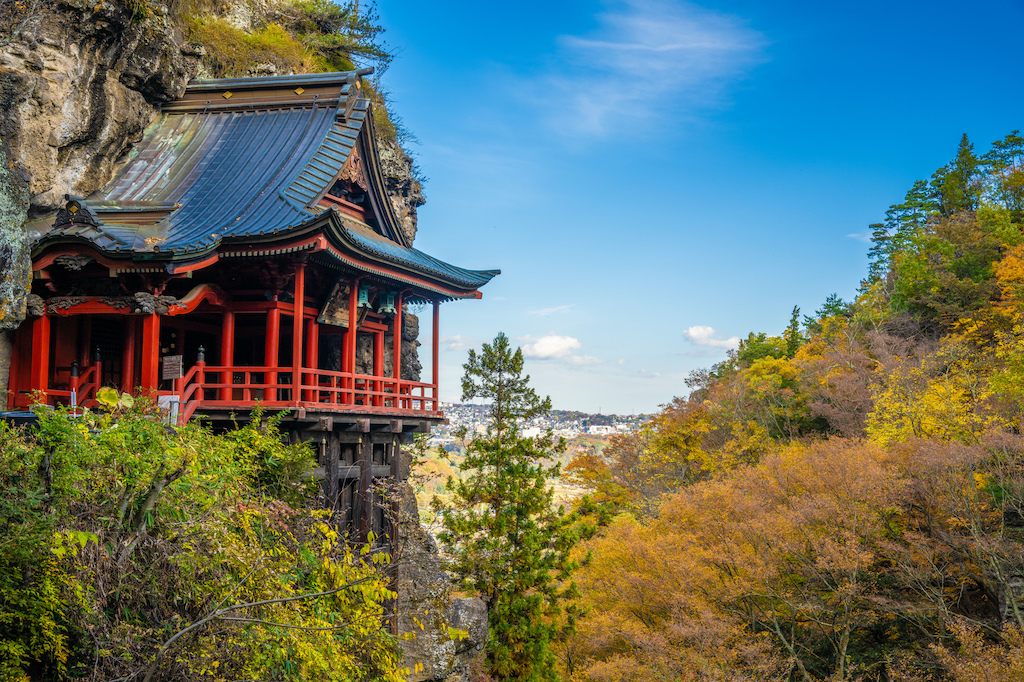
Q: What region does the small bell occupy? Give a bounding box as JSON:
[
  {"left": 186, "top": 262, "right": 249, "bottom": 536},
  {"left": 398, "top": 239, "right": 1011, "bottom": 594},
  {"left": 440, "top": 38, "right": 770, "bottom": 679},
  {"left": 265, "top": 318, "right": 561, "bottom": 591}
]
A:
[
  {"left": 358, "top": 285, "right": 372, "bottom": 308},
  {"left": 379, "top": 292, "right": 397, "bottom": 315}
]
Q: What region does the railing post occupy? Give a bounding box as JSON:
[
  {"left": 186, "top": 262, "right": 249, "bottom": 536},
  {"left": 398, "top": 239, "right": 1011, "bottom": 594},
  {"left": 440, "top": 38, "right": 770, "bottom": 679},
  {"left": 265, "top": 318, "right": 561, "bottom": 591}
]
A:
[
  {"left": 93, "top": 345, "right": 103, "bottom": 397},
  {"left": 196, "top": 346, "right": 206, "bottom": 402},
  {"left": 69, "top": 361, "right": 79, "bottom": 409}
]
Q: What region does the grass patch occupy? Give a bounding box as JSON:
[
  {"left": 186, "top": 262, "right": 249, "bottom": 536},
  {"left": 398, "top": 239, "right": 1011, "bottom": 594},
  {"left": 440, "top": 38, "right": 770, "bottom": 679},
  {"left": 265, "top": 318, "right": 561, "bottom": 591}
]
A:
[{"left": 183, "top": 17, "right": 318, "bottom": 77}]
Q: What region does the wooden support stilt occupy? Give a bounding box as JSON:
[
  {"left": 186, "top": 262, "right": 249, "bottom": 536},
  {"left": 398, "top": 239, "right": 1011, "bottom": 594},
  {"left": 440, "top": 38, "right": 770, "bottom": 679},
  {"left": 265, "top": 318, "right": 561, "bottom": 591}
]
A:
[{"left": 359, "top": 434, "right": 373, "bottom": 543}]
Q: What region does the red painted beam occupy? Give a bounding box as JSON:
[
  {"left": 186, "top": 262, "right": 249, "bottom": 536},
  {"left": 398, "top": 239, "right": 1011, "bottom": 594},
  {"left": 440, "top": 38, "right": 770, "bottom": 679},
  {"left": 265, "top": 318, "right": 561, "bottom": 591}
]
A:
[{"left": 323, "top": 241, "right": 483, "bottom": 300}]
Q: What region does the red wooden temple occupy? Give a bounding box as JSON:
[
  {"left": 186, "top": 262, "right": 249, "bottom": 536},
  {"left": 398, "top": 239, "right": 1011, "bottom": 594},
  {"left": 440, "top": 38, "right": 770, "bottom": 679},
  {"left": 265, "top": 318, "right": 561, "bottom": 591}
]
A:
[{"left": 9, "top": 70, "right": 498, "bottom": 539}]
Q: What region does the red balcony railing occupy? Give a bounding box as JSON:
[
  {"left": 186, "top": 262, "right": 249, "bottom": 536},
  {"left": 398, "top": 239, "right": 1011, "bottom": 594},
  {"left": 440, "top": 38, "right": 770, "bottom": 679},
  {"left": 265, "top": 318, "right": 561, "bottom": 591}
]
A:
[{"left": 174, "top": 363, "right": 440, "bottom": 425}]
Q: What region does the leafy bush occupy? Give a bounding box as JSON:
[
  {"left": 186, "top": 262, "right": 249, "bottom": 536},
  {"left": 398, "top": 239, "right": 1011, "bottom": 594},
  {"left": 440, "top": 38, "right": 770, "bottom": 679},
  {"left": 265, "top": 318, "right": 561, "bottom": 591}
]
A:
[{"left": 0, "top": 405, "right": 401, "bottom": 681}]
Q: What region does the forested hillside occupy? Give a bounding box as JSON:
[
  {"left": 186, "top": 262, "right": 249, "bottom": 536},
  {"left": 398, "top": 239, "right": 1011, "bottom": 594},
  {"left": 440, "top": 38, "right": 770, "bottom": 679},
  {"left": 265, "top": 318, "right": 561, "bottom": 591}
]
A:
[{"left": 561, "top": 132, "right": 1024, "bottom": 681}]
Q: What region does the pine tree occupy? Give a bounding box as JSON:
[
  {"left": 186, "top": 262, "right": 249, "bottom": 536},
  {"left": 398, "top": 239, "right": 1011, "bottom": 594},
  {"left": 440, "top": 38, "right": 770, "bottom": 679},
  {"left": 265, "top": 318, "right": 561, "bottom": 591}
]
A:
[
  {"left": 865, "top": 179, "right": 938, "bottom": 287},
  {"left": 932, "top": 133, "right": 981, "bottom": 216},
  {"left": 784, "top": 305, "right": 804, "bottom": 358},
  {"left": 435, "top": 333, "right": 587, "bottom": 682}
]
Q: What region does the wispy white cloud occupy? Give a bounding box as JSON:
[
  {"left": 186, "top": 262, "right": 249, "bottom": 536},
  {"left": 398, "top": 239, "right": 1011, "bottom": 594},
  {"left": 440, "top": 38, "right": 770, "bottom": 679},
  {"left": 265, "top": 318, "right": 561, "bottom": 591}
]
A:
[
  {"left": 846, "top": 232, "right": 872, "bottom": 243},
  {"left": 638, "top": 368, "right": 662, "bottom": 378},
  {"left": 441, "top": 334, "right": 472, "bottom": 352},
  {"left": 682, "top": 325, "right": 739, "bottom": 349},
  {"left": 568, "top": 355, "right": 602, "bottom": 365},
  {"left": 539, "top": 0, "right": 767, "bottom": 136},
  {"left": 527, "top": 304, "right": 574, "bottom": 317}
]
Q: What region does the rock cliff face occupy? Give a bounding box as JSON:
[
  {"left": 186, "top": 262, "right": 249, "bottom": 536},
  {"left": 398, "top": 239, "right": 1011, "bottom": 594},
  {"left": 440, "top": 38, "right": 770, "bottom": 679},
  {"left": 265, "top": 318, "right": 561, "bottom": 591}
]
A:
[
  {"left": 0, "top": 0, "right": 200, "bottom": 391},
  {"left": 379, "top": 140, "right": 425, "bottom": 245},
  {"left": 393, "top": 454, "right": 488, "bottom": 682}
]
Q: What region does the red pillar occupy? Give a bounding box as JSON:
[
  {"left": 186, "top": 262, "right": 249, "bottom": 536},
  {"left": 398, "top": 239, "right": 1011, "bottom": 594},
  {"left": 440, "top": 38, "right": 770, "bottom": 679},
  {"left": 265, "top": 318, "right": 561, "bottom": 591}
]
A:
[
  {"left": 220, "top": 311, "right": 235, "bottom": 401},
  {"left": 121, "top": 317, "right": 136, "bottom": 393},
  {"left": 344, "top": 279, "right": 359, "bottom": 404},
  {"left": 78, "top": 317, "right": 91, "bottom": 367},
  {"left": 392, "top": 291, "right": 403, "bottom": 382},
  {"left": 140, "top": 314, "right": 160, "bottom": 392},
  {"left": 373, "top": 329, "right": 384, "bottom": 406},
  {"left": 265, "top": 307, "right": 280, "bottom": 402},
  {"left": 29, "top": 314, "right": 50, "bottom": 399},
  {"left": 304, "top": 316, "right": 318, "bottom": 402},
  {"left": 432, "top": 300, "right": 440, "bottom": 410},
  {"left": 291, "top": 263, "right": 305, "bottom": 405},
  {"left": 7, "top": 329, "right": 20, "bottom": 409}
]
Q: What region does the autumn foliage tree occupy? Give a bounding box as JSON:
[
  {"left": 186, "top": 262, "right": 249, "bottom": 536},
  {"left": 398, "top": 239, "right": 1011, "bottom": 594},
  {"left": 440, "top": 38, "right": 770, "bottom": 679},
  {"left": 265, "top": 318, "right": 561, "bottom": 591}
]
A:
[{"left": 562, "top": 131, "right": 1024, "bottom": 681}]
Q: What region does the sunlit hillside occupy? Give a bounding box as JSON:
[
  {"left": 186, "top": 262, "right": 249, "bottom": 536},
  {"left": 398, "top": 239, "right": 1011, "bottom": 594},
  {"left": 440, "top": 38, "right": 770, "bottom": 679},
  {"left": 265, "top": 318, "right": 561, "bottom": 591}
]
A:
[{"left": 560, "top": 132, "right": 1024, "bottom": 681}]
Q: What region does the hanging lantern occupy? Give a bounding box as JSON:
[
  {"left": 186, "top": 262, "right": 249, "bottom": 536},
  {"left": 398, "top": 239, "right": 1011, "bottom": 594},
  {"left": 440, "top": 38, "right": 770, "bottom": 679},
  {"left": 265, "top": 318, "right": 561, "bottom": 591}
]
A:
[
  {"left": 358, "top": 285, "right": 372, "bottom": 308},
  {"left": 379, "top": 291, "right": 397, "bottom": 314}
]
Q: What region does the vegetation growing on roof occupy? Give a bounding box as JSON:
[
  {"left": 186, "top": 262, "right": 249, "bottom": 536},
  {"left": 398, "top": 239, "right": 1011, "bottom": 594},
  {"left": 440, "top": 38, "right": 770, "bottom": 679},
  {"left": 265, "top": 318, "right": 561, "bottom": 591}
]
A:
[
  {"left": 171, "top": 0, "right": 424, "bottom": 183},
  {"left": 183, "top": 18, "right": 319, "bottom": 77},
  {"left": 173, "top": 0, "right": 390, "bottom": 78}
]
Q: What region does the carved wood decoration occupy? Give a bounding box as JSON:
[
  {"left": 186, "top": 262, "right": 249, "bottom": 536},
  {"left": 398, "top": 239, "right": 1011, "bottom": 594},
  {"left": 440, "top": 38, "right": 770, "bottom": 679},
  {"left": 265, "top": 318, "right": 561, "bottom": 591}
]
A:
[
  {"left": 53, "top": 254, "right": 94, "bottom": 271},
  {"left": 319, "top": 281, "right": 371, "bottom": 328},
  {"left": 52, "top": 196, "right": 99, "bottom": 228},
  {"left": 338, "top": 148, "right": 368, "bottom": 192}
]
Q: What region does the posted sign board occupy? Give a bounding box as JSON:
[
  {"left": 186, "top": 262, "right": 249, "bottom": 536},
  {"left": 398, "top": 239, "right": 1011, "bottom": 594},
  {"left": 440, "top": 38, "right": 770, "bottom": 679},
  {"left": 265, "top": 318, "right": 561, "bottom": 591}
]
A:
[{"left": 162, "top": 354, "right": 183, "bottom": 380}]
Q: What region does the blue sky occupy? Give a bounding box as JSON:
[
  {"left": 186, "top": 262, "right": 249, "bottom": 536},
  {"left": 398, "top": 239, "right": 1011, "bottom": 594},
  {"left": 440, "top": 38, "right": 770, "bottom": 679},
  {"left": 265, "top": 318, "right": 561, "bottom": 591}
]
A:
[{"left": 374, "top": 0, "right": 1024, "bottom": 414}]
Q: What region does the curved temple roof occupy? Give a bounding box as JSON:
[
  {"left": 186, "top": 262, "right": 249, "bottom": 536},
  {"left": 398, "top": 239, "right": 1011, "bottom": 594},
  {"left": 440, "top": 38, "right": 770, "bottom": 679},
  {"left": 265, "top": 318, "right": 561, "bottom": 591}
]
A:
[{"left": 34, "top": 70, "right": 498, "bottom": 296}]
